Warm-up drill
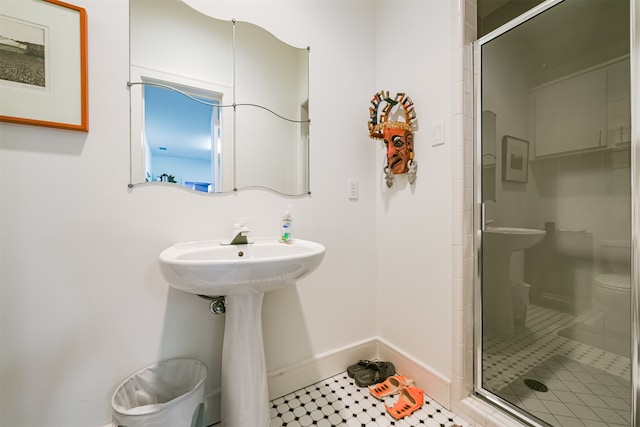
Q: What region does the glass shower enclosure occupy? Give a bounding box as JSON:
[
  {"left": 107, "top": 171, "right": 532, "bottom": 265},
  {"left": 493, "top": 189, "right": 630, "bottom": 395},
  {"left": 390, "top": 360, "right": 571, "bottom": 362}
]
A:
[{"left": 474, "top": 0, "right": 633, "bottom": 425}]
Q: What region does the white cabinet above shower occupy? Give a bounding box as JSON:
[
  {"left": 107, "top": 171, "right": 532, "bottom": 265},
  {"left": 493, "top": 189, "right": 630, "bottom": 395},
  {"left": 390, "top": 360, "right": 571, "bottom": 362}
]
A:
[
  {"left": 530, "top": 58, "right": 630, "bottom": 158},
  {"left": 531, "top": 69, "right": 606, "bottom": 157}
]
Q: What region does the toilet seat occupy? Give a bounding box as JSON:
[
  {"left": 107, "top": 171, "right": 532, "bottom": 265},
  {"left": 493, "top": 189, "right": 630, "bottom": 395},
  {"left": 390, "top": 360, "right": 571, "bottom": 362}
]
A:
[{"left": 593, "top": 274, "right": 630, "bottom": 292}]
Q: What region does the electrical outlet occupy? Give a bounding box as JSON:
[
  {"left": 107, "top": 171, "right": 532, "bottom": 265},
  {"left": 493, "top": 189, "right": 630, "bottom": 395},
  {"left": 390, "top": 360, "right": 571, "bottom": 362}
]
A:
[{"left": 348, "top": 180, "right": 359, "bottom": 200}]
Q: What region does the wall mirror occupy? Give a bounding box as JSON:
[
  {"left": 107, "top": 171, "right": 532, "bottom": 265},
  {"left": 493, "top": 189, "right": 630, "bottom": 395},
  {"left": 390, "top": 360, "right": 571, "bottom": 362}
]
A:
[{"left": 128, "top": 0, "right": 310, "bottom": 196}]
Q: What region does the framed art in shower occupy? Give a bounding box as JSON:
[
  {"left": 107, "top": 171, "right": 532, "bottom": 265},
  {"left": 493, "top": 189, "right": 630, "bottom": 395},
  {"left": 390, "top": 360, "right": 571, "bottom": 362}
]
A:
[
  {"left": 0, "top": 0, "right": 88, "bottom": 131},
  {"left": 502, "top": 135, "right": 529, "bottom": 183}
]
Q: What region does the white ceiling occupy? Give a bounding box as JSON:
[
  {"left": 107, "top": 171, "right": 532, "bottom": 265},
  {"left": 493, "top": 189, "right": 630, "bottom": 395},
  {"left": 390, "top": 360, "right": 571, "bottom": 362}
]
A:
[
  {"left": 477, "top": 0, "right": 511, "bottom": 18},
  {"left": 481, "top": 0, "right": 629, "bottom": 86}
]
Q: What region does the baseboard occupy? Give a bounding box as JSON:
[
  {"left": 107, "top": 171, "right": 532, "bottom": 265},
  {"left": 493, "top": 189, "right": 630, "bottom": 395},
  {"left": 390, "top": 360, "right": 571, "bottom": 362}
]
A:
[
  {"left": 267, "top": 337, "right": 378, "bottom": 400},
  {"left": 266, "top": 336, "right": 452, "bottom": 410},
  {"left": 203, "top": 390, "right": 221, "bottom": 426},
  {"left": 376, "top": 337, "right": 452, "bottom": 409}
]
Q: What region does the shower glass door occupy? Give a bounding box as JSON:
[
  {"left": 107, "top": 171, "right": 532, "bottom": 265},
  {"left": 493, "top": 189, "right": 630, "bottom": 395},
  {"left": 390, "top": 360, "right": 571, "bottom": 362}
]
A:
[{"left": 475, "top": 0, "right": 632, "bottom": 425}]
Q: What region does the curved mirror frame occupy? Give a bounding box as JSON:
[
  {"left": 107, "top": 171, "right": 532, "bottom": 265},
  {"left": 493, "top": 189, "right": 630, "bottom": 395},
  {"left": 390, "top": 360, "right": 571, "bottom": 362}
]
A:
[{"left": 128, "top": 0, "right": 310, "bottom": 196}]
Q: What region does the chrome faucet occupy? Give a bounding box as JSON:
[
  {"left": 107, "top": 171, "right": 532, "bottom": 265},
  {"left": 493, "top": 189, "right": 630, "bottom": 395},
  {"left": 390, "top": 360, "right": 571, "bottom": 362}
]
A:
[{"left": 228, "top": 222, "right": 250, "bottom": 245}]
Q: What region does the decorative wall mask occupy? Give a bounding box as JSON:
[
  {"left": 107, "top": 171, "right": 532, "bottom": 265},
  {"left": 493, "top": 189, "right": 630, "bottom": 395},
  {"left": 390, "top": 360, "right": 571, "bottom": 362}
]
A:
[{"left": 368, "top": 91, "right": 417, "bottom": 187}]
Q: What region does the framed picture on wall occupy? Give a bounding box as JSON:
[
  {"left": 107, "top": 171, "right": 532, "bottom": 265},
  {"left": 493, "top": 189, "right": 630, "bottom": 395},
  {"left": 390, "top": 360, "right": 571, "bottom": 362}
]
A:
[
  {"left": 502, "top": 135, "right": 529, "bottom": 183},
  {"left": 0, "top": 0, "right": 88, "bottom": 131}
]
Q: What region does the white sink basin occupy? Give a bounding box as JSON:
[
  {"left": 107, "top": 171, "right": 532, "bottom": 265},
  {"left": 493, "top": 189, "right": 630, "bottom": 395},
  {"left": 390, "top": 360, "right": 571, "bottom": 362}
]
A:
[
  {"left": 159, "top": 237, "right": 326, "bottom": 296},
  {"left": 484, "top": 227, "right": 546, "bottom": 251},
  {"left": 159, "top": 236, "right": 325, "bottom": 427}
]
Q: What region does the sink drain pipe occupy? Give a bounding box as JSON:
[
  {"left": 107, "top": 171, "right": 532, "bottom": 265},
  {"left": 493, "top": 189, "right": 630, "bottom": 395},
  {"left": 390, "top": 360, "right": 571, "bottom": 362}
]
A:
[{"left": 198, "top": 295, "right": 226, "bottom": 314}]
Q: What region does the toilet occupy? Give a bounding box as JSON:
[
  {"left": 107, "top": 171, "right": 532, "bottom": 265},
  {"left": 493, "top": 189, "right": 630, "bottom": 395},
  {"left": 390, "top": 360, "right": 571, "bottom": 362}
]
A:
[{"left": 591, "top": 239, "right": 631, "bottom": 337}]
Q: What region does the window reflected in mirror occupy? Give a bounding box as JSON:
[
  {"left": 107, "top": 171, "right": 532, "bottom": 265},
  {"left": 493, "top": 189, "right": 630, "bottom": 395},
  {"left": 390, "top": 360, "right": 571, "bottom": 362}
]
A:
[{"left": 143, "top": 81, "right": 222, "bottom": 193}]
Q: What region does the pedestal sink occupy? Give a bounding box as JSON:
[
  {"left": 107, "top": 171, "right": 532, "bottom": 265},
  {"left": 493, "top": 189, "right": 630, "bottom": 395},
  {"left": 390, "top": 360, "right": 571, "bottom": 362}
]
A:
[
  {"left": 159, "top": 237, "right": 326, "bottom": 427},
  {"left": 482, "top": 227, "right": 545, "bottom": 335}
]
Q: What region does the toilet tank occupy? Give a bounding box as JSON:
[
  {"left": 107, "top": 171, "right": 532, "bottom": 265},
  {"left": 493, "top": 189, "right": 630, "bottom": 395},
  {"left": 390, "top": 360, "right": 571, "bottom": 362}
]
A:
[
  {"left": 598, "top": 239, "right": 631, "bottom": 274},
  {"left": 555, "top": 229, "right": 592, "bottom": 258}
]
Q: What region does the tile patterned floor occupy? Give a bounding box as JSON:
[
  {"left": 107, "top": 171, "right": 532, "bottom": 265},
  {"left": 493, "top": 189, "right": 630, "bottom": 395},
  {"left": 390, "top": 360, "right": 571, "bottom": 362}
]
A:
[
  {"left": 261, "top": 303, "right": 631, "bottom": 427},
  {"left": 484, "top": 304, "right": 632, "bottom": 426},
  {"left": 269, "top": 373, "right": 470, "bottom": 427}
]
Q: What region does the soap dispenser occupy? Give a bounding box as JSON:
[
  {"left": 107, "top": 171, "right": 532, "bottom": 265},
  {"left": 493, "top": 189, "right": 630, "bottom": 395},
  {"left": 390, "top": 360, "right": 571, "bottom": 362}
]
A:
[{"left": 280, "top": 205, "right": 294, "bottom": 243}]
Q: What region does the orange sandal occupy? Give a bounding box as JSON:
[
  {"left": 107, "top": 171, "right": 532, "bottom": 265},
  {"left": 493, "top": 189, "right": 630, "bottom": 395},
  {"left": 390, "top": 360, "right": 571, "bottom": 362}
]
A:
[
  {"left": 385, "top": 385, "right": 424, "bottom": 420},
  {"left": 368, "top": 375, "right": 414, "bottom": 399}
]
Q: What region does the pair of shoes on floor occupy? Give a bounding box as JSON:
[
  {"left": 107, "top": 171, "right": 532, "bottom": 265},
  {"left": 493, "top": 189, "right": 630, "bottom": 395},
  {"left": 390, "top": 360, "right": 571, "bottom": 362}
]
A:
[
  {"left": 369, "top": 375, "right": 424, "bottom": 420},
  {"left": 347, "top": 359, "right": 395, "bottom": 387}
]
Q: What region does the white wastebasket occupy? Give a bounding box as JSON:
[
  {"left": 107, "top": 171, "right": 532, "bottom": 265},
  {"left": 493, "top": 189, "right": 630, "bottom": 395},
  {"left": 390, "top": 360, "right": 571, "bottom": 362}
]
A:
[{"left": 111, "top": 358, "right": 207, "bottom": 427}]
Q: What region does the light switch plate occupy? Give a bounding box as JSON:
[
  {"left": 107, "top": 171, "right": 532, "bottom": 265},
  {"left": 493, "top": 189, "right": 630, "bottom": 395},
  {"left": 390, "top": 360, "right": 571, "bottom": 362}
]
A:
[{"left": 432, "top": 120, "right": 445, "bottom": 146}]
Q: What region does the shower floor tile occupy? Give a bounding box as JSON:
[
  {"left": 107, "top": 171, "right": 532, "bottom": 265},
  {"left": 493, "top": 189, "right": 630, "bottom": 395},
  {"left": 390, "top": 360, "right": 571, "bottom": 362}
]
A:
[
  {"left": 484, "top": 304, "right": 632, "bottom": 426},
  {"left": 498, "top": 355, "right": 630, "bottom": 426},
  {"left": 269, "top": 372, "right": 470, "bottom": 427}
]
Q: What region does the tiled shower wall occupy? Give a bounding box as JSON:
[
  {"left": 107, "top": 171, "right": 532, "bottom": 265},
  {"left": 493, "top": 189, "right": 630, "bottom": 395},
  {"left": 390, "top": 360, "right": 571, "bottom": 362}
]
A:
[
  {"left": 450, "top": 0, "right": 476, "bottom": 405},
  {"left": 450, "top": 1, "right": 525, "bottom": 425}
]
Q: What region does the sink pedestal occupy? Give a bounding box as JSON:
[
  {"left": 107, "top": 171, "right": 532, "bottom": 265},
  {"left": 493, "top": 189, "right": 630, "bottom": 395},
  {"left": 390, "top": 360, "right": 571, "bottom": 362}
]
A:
[
  {"left": 482, "top": 228, "right": 546, "bottom": 336},
  {"left": 482, "top": 248, "right": 516, "bottom": 335},
  {"left": 158, "top": 237, "right": 326, "bottom": 427},
  {"left": 220, "top": 292, "right": 270, "bottom": 427}
]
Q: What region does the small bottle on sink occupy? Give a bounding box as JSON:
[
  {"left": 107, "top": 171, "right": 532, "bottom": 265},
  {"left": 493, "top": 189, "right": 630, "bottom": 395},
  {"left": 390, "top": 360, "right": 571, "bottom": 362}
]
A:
[{"left": 280, "top": 205, "right": 293, "bottom": 244}]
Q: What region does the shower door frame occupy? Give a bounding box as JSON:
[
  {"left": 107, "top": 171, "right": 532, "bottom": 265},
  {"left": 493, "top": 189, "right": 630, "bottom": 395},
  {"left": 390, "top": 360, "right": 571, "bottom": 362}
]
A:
[{"left": 472, "top": 0, "right": 640, "bottom": 425}]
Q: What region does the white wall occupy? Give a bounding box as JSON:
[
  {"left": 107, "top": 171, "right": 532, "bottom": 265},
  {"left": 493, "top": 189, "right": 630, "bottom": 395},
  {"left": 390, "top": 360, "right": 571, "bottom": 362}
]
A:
[
  {"left": 481, "top": 36, "right": 537, "bottom": 229},
  {"left": 0, "top": 1, "right": 456, "bottom": 426},
  {"left": 375, "top": 0, "right": 454, "bottom": 380}
]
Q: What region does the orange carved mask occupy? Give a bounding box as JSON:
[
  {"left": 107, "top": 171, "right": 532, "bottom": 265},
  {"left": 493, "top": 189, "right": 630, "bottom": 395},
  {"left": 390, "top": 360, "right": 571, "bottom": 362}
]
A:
[
  {"left": 384, "top": 127, "right": 414, "bottom": 175},
  {"left": 368, "top": 91, "right": 417, "bottom": 186}
]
